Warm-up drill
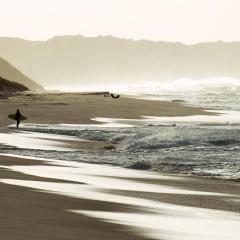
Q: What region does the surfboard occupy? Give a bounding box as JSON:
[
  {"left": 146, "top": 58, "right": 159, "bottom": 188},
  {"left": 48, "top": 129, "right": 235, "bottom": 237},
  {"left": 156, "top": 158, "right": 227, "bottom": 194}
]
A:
[
  {"left": 111, "top": 93, "right": 120, "bottom": 99},
  {"left": 8, "top": 114, "right": 27, "bottom": 121}
]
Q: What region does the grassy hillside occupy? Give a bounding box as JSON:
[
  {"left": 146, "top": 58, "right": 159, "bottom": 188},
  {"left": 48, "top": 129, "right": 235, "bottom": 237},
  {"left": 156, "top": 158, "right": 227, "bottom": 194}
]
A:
[
  {"left": 0, "top": 57, "right": 43, "bottom": 91},
  {"left": 0, "top": 76, "right": 28, "bottom": 92}
]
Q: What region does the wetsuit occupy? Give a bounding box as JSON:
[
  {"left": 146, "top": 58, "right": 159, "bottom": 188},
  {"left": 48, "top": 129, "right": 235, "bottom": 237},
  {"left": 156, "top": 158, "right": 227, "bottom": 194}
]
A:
[{"left": 15, "top": 110, "right": 21, "bottom": 128}]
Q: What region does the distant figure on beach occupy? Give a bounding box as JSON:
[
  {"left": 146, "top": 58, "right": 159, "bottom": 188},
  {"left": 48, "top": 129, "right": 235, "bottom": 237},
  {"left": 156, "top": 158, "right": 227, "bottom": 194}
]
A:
[
  {"left": 15, "top": 109, "right": 22, "bottom": 128},
  {"left": 110, "top": 93, "right": 120, "bottom": 99},
  {"left": 103, "top": 92, "right": 121, "bottom": 99}
]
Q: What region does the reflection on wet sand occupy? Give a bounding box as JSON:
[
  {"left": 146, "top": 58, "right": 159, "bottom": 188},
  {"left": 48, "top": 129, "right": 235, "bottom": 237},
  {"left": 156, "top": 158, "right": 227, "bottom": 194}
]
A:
[{"left": 1, "top": 159, "right": 240, "bottom": 240}]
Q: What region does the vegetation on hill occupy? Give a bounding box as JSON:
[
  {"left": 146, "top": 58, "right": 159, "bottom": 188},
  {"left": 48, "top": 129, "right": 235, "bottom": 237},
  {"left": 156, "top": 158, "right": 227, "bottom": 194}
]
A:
[{"left": 0, "top": 76, "right": 28, "bottom": 92}]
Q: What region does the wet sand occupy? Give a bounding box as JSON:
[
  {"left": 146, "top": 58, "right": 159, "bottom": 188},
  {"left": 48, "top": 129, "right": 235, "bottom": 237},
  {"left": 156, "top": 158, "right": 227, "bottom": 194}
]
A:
[
  {"left": 0, "top": 156, "right": 150, "bottom": 240},
  {"left": 0, "top": 92, "right": 238, "bottom": 240},
  {"left": 0, "top": 155, "right": 239, "bottom": 240}
]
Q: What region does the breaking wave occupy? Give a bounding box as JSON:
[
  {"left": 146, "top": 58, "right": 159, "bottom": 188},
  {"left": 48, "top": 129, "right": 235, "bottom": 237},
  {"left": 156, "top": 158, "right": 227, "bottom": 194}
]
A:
[
  {"left": 3, "top": 77, "right": 240, "bottom": 180},
  {"left": 2, "top": 122, "right": 240, "bottom": 181},
  {"left": 110, "top": 77, "right": 240, "bottom": 111}
]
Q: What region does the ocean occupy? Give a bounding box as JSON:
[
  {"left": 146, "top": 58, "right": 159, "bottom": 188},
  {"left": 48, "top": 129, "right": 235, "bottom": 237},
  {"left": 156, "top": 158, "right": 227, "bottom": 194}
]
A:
[{"left": 1, "top": 77, "right": 240, "bottom": 180}]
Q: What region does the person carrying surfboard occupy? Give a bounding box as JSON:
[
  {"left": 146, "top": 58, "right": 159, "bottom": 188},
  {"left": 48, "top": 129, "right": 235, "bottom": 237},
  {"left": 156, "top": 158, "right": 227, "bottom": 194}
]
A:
[
  {"left": 8, "top": 110, "right": 27, "bottom": 127},
  {"left": 15, "top": 109, "right": 22, "bottom": 128}
]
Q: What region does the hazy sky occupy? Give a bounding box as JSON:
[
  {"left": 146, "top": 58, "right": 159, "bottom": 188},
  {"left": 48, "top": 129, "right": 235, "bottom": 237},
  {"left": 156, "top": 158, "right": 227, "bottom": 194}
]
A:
[{"left": 0, "top": 0, "right": 239, "bottom": 43}]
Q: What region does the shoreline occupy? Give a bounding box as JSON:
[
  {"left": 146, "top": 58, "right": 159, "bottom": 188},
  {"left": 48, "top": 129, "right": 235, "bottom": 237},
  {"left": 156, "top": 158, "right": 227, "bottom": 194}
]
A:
[
  {"left": 0, "top": 123, "right": 239, "bottom": 181},
  {"left": 0, "top": 92, "right": 213, "bottom": 128},
  {"left": 0, "top": 154, "right": 239, "bottom": 240},
  {"left": 0, "top": 155, "right": 149, "bottom": 240},
  {"left": 0, "top": 92, "right": 239, "bottom": 239}
]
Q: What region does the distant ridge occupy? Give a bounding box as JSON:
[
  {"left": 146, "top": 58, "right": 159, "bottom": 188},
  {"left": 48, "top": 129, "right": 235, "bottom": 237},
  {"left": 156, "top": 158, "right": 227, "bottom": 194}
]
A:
[
  {"left": 0, "top": 57, "right": 43, "bottom": 91},
  {"left": 0, "top": 35, "right": 239, "bottom": 88},
  {"left": 0, "top": 76, "right": 28, "bottom": 92}
]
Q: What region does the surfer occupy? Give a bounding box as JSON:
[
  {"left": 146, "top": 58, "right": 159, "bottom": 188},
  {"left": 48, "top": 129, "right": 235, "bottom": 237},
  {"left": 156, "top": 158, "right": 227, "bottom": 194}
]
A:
[
  {"left": 15, "top": 109, "right": 22, "bottom": 128},
  {"left": 111, "top": 93, "right": 120, "bottom": 99}
]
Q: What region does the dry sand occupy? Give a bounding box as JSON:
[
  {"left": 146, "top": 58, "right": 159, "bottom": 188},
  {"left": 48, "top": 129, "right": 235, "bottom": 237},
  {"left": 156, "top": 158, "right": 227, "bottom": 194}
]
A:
[
  {"left": 0, "top": 92, "right": 237, "bottom": 240},
  {"left": 0, "top": 92, "right": 212, "bottom": 127}
]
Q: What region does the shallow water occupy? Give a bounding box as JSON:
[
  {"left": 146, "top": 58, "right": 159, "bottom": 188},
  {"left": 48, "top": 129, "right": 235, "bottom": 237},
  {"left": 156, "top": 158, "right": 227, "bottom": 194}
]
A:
[
  {"left": 0, "top": 131, "right": 79, "bottom": 151},
  {"left": 2, "top": 164, "right": 228, "bottom": 196},
  {"left": 1, "top": 160, "right": 239, "bottom": 240},
  {"left": 2, "top": 78, "right": 240, "bottom": 180},
  {"left": 1, "top": 119, "right": 240, "bottom": 180},
  {"left": 1, "top": 78, "right": 239, "bottom": 239}
]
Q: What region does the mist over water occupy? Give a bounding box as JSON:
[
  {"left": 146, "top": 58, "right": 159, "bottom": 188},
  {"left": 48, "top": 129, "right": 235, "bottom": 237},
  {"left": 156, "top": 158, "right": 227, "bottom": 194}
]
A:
[
  {"left": 47, "top": 77, "right": 240, "bottom": 111},
  {"left": 126, "top": 77, "right": 240, "bottom": 111}
]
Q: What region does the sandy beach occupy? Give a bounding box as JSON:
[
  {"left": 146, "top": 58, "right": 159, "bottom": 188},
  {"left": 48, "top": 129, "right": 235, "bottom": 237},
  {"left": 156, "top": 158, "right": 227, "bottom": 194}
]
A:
[
  {"left": 0, "top": 155, "right": 149, "bottom": 240},
  {"left": 0, "top": 92, "right": 239, "bottom": 240},
  {"left": 0, "top": 92, "right": 212, "bottom": 128},
  {"left": 1, "top": 1, "right": 240, "bottom": 239},
  {"left": 0, "top": 154, "right": 239, "bottom": 240}
]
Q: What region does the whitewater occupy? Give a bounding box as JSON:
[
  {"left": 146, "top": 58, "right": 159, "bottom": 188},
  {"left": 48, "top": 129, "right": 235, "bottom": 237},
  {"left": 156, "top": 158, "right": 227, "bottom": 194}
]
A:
[{"left": 1, "top": 77, "right": 240, "bottom": 180}]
